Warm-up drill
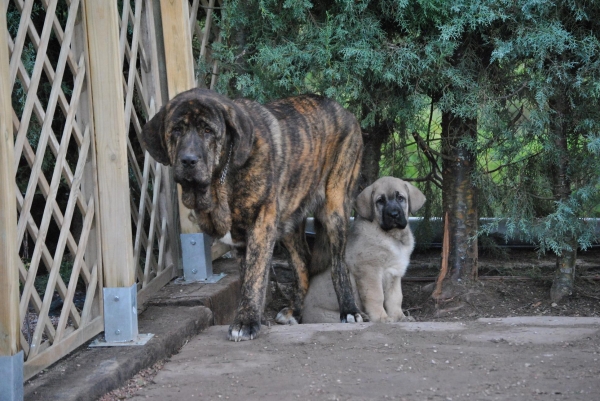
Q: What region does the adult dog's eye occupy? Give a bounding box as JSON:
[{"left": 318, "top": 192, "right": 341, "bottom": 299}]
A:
[
  {"left": 204, "top": 127, "right": 212, "bottom": 134},
  {"left": 172, "top": 129, "right": 182, "bottom": 137}
]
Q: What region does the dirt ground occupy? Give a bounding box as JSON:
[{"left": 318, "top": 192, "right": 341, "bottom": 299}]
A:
[
  {"left": 266, "top": 246, "right": 600, "bottom": 323},
  {"left": 397, "top": 247, "right": 600, "bottom": 322},
  {"left": 100, "top": 247, "right": 600, "bottom": 400}
]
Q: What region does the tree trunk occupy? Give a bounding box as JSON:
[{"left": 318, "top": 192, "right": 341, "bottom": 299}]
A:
[
  {"left": 360, "top": 121, "right": 390, "bottom": 189},
  {"left": 549, "top": 96, "right": 576, "bottom": 303},
  {"left": 434, "top": 112, "right": 478, "bottom": 299}
]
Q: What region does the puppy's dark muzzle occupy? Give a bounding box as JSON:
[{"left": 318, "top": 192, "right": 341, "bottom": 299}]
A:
[{"left": 382, "top": 207, "right": 407, "bottom": 231}]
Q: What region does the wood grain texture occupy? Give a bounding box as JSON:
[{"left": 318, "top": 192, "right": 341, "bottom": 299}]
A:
[
  {"left": 159, "top": 0, "right": 198, "bottom": 234},
  {"left": 84, "top": 0, "right": 135, "bottom": 287},
  {"left": 0, "top": 5, "right": 21, "bottom": 357}
]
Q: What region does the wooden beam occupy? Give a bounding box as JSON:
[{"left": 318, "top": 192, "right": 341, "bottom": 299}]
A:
[
  {"left": 84, "top": 0, "right": 135, "bottom": 287},
  {"left": 159, "top": 0, "right": 198, "bottom": 234},
  {"left": 0, "top": 6, "right": 21, "bottom": 357}
]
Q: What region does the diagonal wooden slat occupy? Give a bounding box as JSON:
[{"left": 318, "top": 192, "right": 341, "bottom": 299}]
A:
[
  {"left": 132, "top": 152, "right": 153, "bottom": 276},
  {"left": 128, "top": 2, "right": 149, "bottom": 72},
  {"left": 189, "top": 0, "right": 200, "bottom": 37},
  {"left": 8, "top": 42, "right": 88, "bottom": 215},
  {"left": 156, "top": 217, "right": 167, "bottom": 275},
  {"left": 8, "top": 0, "right": 34, "bottom": 90},
  {"left": 117, "top": 0, "right": 131, "bottom": 67},
  {"left": 18, "top": 61, "right": 86, "bottom": 344},
  {"left": 16, "top": 245, "right": 57, "bottom": 344},
  {"left": 143, "top": 163, "right": 162, "bottom": 285},
  {"left": 9, "top": 17, "right": 85, "bottom": 155},
  {"left": 79, "top": 261, "right": 99, "bottom": 327},
  {"left": 199, "top": 0, "right": 215, "bottom": 62},
  {"left": 13, "top": 124, "right": 92, "bottom": 285},
  {"left": 26, "top": 123, "right": 91, "bottom": 357},
  {"left": 55, "top": 196, "right": 94, "bottom": 341},
  {"left": 13, "top": 53, "right": 90, "bottom": 278},
  {"left": 130, "top": 193, "right": 160, "bottom": 285},
  {"left": 12, "top": 0, "right": 82, "bottom": 86},
  {"left": 15, "top": 1, "right": 81, "bottom": 246},
  {"left": 47, "top": 127, "right": 93, "bottom": 336},
  {"left": 11, "top": 0, "right": 59, "bottom": 159},
  {"left": 123, "top": 0, "right": 143, "bottom": 133},
  {"left": 39, "top": 0, "right": 80, "bottom": 75}
]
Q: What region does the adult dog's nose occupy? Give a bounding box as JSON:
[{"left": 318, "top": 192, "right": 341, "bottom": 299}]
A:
[{"left": 180, "top": 154, "right": 198, "bottom": 168}]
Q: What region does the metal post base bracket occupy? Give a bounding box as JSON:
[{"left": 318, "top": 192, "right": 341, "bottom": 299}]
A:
[
  {"left": 180, "top": 233, "right": 225, "bottom": 283},
  {"left": 89, "top": 333, "right": 154, "bottom": 348},
  {"left": 0, "top": 351, "right": 23, "bottom": 401},
  {"left": 102, "top": 283, "right": 142, "bottom": 344}
]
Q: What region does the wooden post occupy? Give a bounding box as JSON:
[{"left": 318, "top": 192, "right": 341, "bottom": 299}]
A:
[
  {"left": 73, "top": 0, "right": 103, "bottom": 318},
  {"left": 159, "top": 0, "right": 198, "bottom": 234},
  {"left": 0, "top": 0, "right": 21, "bottom": 359},
  {"left": 148, "top": 0, "right": 183, "bottom": 276},
  {"left": 84, "top": 1, "right": 134, "bottom": 288}
]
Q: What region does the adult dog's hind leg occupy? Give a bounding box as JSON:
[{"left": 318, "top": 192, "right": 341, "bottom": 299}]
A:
[
  {"left": 275, "top": 223, "right": 310, "bottom": 325},
  {"left": 308, "top": 218, "right": 330, "bottom": 276},
  {"left": 319, "top": 135, "right": 365, "bottom": 323}
]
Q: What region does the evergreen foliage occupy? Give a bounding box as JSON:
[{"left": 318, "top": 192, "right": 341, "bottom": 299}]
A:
[{"left": 213, "top": 0, "right": 600, "bottom": 260}]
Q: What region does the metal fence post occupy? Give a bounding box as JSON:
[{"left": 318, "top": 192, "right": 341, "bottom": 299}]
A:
[{"left": 0, "top": 5, "right": 24, "bottom": 400}]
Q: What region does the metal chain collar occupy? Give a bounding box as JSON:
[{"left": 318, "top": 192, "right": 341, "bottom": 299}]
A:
[{"left": 219, "top": 144, "right": 233, "bottom": 185}]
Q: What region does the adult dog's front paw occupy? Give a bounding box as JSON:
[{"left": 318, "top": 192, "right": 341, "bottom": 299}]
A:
[
  {"left": 228, "top": 320, "right": 261, "bottom": 341},
  {"left": 275, "top": 307, "right": 299, "bottom": 325}
]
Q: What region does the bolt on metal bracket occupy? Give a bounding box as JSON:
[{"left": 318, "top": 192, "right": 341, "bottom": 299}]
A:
[
  {"left": 0, "top": 351, "right": 23, "bottom": 401},
  {"left": 179, "top": 233, "right": 225, "bottom": 283}
]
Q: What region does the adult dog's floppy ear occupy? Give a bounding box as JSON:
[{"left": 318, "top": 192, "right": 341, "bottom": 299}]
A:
[
  {"left": 223, "top": 102, "right": 254, "bottom": 168},
  {"left": 355, "top": 183, "right": 374, "bottom": 221},
  {"left": 141, "top": 106, "right": 170, "bottom": 165},
  {"left": 406, "top": 182, "right": 426, "bottom": 214}
]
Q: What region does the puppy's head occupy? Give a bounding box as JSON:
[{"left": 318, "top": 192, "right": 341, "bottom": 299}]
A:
[
  {"left": 141, "top": 88, "right": 253, "bottom": 211},
  {"left": 356, "top": 177, "right": 426, "bottom": 231}
]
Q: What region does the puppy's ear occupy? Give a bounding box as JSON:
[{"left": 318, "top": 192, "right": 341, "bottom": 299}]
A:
[
  {"left": 355, "top": 184, "right": 374, "bottom": 221},
  {"left": 223, "top": 103, "right": 254, "bottom": 168},
  {"left": 406, "top": 182, "right": 426, "bottom": 214},
  {"left": 141, "top": 106, "right": 171, "bottom": 165}
]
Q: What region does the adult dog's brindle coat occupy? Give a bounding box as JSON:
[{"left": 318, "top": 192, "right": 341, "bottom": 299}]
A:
[{"left": 141, "top": 88, "right": 364, "bottom": 341}]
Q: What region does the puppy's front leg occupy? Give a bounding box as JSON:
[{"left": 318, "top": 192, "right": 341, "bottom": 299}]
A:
[
  {"left": 228, "top": 205, "right": 277, "bottom": 341},
  {"left": 355, "top": 272, "right": 391, "bottom": 323},
  {"left": 383, "top": 272, "right": 406, "bottom": 322}
]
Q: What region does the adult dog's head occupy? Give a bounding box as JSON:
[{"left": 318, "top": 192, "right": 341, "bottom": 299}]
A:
[
  {"left": 356, "top": 177, "right": 426, "bottom": 231},
  {"left": 141, "top": 88, "right": 254, "bottom": 211}
]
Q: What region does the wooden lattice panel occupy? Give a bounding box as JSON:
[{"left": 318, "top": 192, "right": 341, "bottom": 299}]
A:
[
  {"left": 117, "top": 0, "right": 177, "bottom": 300},
  {"left": 189, "top": 0, "right": 222, "bottom": 89},
  {"left": 7, "top": 0, "right": 103, "bottom": 378}
]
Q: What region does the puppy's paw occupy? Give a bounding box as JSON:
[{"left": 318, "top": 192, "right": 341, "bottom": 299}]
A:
[
  {"left": 398, "top": 314, "right": 416, "bottom": 322},
  {"left": 275, "top": 307, "right": 299, "bottom": 325},
  {"left": 228, "top": 320, "right": 261, "bottom": 341}
]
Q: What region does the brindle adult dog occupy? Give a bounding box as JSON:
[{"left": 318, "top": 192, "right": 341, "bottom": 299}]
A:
[{"left": 141, "top": 88, "right": 364, "bottom": 341}]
